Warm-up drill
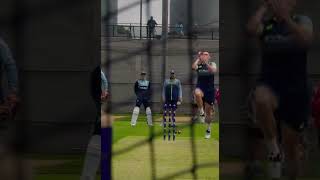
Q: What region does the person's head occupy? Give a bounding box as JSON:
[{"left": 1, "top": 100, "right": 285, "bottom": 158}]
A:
[
  {"left": 170, "top": 70, "right": 175, "bottom": 79},
  {"left": 199, "top": 51, "right": 211, "bottom": 62},
  {"left": 150, "top": 16, "right": 153, "bottom": 20},
  {"left": 140, "top": 71, "right": 147, "bottom": 80}
]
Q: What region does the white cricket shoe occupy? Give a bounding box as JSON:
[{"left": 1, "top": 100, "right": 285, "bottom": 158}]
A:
[
  {"left": 205, "top": 130, "right": 211, "bottom": 139},
  {"left": 267, "top": 152, "right": 282, "bottom": 179}
]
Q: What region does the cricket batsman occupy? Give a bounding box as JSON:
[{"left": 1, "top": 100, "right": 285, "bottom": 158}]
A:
[{"left": 130, "top": 71, "right": 153, "bottom": 126}]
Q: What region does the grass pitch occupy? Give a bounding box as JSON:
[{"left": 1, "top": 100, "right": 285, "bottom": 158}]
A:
[
  {"left": 29, "top": 114, "right": 219, "bottom": 180},
  {"left": 112, "top": 115, "right": 219, "bottom": 180},
  {"left": 29, "top": 154, "right": 100, "bottom": 180}
]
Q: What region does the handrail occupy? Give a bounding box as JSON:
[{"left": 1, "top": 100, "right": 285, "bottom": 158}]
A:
[
  {"left": 107, "top": 23, "right": 219, "bottom": 27},
  {"left": 102, "top": 24, "right": 219, "bottom": 40}
]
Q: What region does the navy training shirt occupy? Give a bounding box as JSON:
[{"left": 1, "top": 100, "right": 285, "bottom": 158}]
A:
[{"left": 260, "top": 15, "right": 313, "bottom": 88}]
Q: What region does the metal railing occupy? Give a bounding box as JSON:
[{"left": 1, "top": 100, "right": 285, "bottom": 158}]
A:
[{"left": 102, "top": 24, "right": 219, "bottom": 40}]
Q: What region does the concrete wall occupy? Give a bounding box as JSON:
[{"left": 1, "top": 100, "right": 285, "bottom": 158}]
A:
[{"left": 103, "top": 38, "right": 219, "bottom": 113}]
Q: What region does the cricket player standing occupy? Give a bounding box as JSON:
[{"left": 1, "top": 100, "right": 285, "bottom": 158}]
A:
[
  {"left": 162, "top": 70, "right": 182, "bottom": 107},
  {"left": 162, "top": 70, "right": 182, "bottom": 140},
  {"left": 130, "top": 71, "right": 153, "bottom": 126}
]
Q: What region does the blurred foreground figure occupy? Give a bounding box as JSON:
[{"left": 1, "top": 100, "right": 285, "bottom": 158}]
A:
[
  {"left": 0, "top": 37, "right": 31, "bottom": 179},
  {"left": 80, "top": 66, "right": 108, "bottom": 180},
  {"left": 247, "top": 0, "right": 313, "bottom": 179}
]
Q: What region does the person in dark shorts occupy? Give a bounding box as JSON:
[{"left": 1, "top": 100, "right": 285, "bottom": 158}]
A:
[
  {"left": 80, "top": 66, "right": 108, "bottom": 180},
  {"left": 247, "top": 0, "right": 313, "bottom": 179},
  {"left": 192, "top": 51, "right": 218, "bottom": 139},
  {"left": 130, "top": 71, "right": 153, "bottom": 126}
]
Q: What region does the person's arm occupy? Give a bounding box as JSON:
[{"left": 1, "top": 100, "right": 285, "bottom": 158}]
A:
[
  {"left": 206, "top": 62, "right": 217, "bottom": 73},
  {"left": 104, "top": 73, "right": 109, "bottom": 98},
  {"left": 134, "top": 81, "right": 138, "bottom": 96},
  {"left": 101, "top": 70, "right": 108, "bottom": 92},
  {"left": 246, "top": 4, "right": 268, "bottom": 37},
  {"left": 0, "top": 39, "right": 18, "bottom": 93},
  {"left": 100, "top": 70, "right": 108, "bottom": 100},
  {"left": 285, "top": 16, "right": 313, "bottom": 48},
  {"left": 178, "top": 80, "right": 182, "bottom": 102},
  {"left": 192, "top": 58, "right": 200, "bottom": 70},
  {"left": 105, "top": 75, "right": 108, "bottom": 92},
  {"left": 162, "top": 80, "right": 167, "bottom": 102},
  {"left": 268, "top": 0, "right": 313, "bottom": 47}
]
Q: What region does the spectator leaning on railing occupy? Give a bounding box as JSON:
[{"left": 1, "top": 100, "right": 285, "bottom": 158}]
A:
[{"left": 147, "top": 16, "right": 158, "bottom": 39}]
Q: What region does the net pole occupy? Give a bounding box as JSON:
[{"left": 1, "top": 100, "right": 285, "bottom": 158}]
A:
[
  {"left": 186, "top": 0, "right": 198, "bottom": 179},
  {"left": 102, "top": 0, "right": 113, "bottom": 179},
  {"left": 145, "top": 0, "right": 156, "bottom": 179}
]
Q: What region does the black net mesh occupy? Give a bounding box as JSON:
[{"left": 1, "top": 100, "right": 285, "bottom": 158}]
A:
[{"left": 103, "top": 0, "right": 218, "bottom": 179}]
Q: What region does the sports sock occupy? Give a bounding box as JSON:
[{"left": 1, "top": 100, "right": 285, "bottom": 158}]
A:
[{"left": 206, "top": 123, "right": 211, "bottom": 132}]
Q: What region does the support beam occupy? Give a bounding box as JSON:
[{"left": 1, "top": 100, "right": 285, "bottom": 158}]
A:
[{"left": 162, "top": 0, "right": 168, "bottom": 40}]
